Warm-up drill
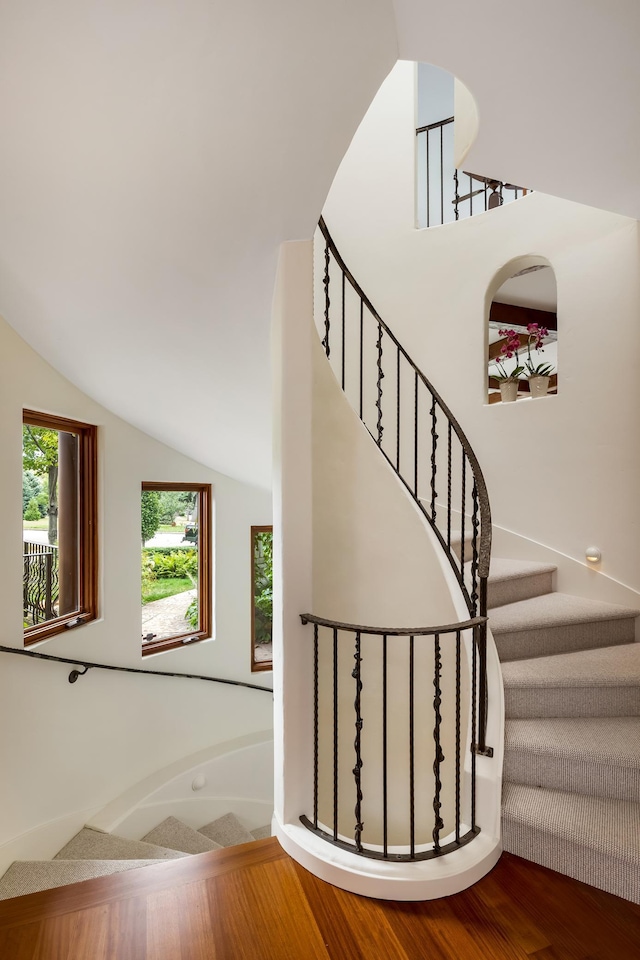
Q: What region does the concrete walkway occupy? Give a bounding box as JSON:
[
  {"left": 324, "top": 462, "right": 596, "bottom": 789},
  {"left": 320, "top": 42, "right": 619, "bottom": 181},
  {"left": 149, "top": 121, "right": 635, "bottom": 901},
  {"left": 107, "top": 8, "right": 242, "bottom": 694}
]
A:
[{"left": 142, "top": 589, "right": 196, "bottom": 642}]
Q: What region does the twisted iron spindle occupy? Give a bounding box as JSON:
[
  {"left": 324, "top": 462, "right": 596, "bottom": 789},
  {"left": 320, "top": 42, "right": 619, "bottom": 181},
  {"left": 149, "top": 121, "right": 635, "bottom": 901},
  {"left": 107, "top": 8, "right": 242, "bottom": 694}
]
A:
[
  {"left": 430, "top": 396, "right": 438, "bottom": 521},
  {"left": 432, "top": 633, "right": 444, "bottom": 851},
  {"left": 322, "top": 242, "right": 331, "bottom": 357},
  {"left": 376, "top": 324, "right": 384, "bottom": 446},
  {"left": 352, "top": 632, "right": 364, "bottom": 852}
]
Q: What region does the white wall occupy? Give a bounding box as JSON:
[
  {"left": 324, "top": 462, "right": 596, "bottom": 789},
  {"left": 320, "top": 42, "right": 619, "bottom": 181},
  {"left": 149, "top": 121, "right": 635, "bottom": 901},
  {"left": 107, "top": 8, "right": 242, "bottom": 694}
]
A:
[
  {"left": 0, "top": 316, "right": 273, "bottom": 853},
  {"left": 323, "top": 61, "right": 640, "bottom": 596}
]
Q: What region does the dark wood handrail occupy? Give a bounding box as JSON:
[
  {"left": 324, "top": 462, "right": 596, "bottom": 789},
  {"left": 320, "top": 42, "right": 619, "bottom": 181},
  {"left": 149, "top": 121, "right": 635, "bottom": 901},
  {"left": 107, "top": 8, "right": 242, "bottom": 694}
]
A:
[
  {"left": 415, "top": 115, "right": 454, "bottom": 135},
  {"left": 0, "top": 644, "right": 273, "bottom": 693},
  {"left": 318, "top": 216, "right": 491, "bottom": 579},
  {"left": 300, "top": 613, "right": 487, "bottom": 636}
]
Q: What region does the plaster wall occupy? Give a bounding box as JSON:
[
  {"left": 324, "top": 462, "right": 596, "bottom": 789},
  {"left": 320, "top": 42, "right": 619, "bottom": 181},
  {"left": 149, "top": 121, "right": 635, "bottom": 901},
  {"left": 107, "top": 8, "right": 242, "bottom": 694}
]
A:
[
  {"left": 323, "top": 62, "right": 640, "bottom": 595},
  {"left": 0, "top": 317, "right": 272, "bottom": 852}
]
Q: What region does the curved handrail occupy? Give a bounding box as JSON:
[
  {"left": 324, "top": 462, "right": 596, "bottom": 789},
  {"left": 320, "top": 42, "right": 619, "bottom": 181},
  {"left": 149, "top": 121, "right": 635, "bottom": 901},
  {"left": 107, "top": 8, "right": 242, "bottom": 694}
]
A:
[
  {"left": 300, "top": 613, "right": 486, "bottom": 636},
  {"left": 318, "top": 216, "right": 491, "bottom": 582},
  {"left": 0, "top": 644, "right": 273, "bottom": 693}
]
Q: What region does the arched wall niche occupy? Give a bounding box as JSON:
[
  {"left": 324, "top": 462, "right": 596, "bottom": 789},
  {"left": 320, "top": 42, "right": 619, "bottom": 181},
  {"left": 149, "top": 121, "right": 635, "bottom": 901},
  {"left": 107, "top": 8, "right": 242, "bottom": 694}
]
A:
[{"left": 486, "top": 255, "right": 558, "bottom": 403}]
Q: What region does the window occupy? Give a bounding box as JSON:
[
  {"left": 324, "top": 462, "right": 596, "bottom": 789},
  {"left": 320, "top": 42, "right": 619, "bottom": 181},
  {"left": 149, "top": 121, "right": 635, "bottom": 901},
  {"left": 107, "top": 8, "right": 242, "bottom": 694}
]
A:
[
  {"left": 23, "top": 410, "right": 97, "bottom": 644},
  {"left": 487, "top": 262, "right": 558, "bottom": 403},
  {"left": 251, "top": 525, "right": 273, "bottom": 672},
  {"left": 141, "top": 482, "right": 212, "bottom": 655}
]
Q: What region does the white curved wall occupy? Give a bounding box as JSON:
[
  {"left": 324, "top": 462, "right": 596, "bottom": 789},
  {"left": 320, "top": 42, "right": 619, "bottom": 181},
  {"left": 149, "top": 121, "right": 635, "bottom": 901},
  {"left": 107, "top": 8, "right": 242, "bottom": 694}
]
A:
[
  {"left": 0, "top": 316, "right": 273, "bottom": 861},
  {"left": 323, "top": 62, "right": 640, "bottom": 595}
]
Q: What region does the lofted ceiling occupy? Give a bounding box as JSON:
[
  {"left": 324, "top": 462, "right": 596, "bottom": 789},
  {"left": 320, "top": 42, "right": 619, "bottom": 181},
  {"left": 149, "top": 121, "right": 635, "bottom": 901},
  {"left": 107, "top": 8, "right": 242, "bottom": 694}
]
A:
[{"left": 0, "top": 1, "right": 638, "bottom": 488}]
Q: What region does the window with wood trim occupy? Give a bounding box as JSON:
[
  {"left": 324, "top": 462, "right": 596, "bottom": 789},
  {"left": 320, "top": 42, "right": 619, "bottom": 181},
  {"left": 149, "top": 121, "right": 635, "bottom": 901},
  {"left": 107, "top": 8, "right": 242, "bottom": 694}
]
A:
[
  {"left": 23, "top": 410, "right": 98, "bottom": 644},
  {"left": 251, "top": 525, "right": 273, "bottom": 672},
  {"left": 141, "top": 482, "right": 212, "bottom": 655}
]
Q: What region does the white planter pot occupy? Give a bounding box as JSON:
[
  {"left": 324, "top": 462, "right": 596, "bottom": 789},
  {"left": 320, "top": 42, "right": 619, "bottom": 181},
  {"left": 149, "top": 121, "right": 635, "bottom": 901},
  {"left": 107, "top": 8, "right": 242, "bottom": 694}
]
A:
[
  {"left": 528, "top": 375, "right": 550, "bottom": 398},
  {"left": 499, "top": 380, "right": 519, "bottom": 403}
]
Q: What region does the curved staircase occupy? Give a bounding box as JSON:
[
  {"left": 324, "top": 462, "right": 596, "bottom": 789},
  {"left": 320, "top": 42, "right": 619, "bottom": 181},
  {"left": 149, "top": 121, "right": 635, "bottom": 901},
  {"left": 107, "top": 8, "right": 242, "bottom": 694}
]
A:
[
  {"left": 485, "top": 554, "right": 640, "bottom": 903},
  {"left": 0, "top": 813, "right": 271, "bottom": 900}
]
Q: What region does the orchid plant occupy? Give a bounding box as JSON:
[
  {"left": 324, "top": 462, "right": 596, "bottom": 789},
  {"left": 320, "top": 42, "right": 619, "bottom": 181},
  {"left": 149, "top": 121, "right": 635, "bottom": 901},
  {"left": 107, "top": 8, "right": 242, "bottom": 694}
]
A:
[
  {"left": 492, "top": 328, "right": 524, "bottom": 382},
  {"left": 492, "top": 323, "right": 554, "bottom": 381},
  {"left": 524, "top": 322, "right": 554, "bottom": 377}
]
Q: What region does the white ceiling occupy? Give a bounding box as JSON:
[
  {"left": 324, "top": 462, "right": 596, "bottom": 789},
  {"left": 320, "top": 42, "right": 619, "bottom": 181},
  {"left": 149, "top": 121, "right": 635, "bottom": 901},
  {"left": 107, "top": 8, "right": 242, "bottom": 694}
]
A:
[{"left": 0, "top": 1, "right": 638, "bottom": 487}]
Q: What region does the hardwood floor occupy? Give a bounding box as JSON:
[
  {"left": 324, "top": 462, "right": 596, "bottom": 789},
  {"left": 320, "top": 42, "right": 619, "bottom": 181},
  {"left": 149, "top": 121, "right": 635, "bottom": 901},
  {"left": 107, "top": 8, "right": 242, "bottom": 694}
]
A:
[{"left": 0, "top": 838, "right": 639, "bottom": 959}]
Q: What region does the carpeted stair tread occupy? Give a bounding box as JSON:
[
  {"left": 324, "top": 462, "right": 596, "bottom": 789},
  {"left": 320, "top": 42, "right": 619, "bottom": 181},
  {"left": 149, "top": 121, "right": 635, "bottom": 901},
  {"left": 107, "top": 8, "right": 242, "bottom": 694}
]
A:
[
  {"left": 489, "top": 592, "right": 639, "bottom": 660},
  {"left": 485, "top": 558, "right": 556, "bottom": 608},
  {"left": 54, "top": 827, "right": 188, "bottom": 861},
  {"left": 503, "top": 643, "right": 640, "bottom": 718},
  {"left": 0, "top": 859, "right": 163, "bottom": 901},
  {"left": 198, "top": 812, "right": 255, "bottom": 847},
  {"left": 504, "top": 717, "right": 640, "bottom": 800},
  {"left": 502, "top": 782, "right": 640, "bottom": 902},
  {"left": 141, "top": 817, "right": 222, "bottom": 854},
  {"left": 250, "top": 825, "right": 272, "bottom": 840}
]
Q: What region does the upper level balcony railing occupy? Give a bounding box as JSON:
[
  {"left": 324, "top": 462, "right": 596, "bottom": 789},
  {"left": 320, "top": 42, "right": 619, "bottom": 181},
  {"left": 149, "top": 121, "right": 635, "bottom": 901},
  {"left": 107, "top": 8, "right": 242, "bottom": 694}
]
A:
[
  {"left": 23, "top": 541, "right": 59, "bottom": 626},
  {"left": 416, "top": 117, "right": 530, "bottom": 228}
]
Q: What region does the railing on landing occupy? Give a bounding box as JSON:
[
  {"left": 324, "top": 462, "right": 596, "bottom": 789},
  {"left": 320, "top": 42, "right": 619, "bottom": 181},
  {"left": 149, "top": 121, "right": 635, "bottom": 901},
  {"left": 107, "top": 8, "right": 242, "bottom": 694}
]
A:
[
  {"left": 299, "top": 218, "right": 493, "bottom": 865},
  {"left": 415, "top": 116, "right": 530, "bottom": 227}
]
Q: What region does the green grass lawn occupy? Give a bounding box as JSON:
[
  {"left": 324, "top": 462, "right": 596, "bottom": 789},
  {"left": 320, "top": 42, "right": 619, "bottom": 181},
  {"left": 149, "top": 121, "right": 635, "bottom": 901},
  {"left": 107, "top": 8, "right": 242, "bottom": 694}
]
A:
[
  {"left": 23, "top": 519, "right": 48, "bottom": 531},
  {"left": 142, "top": 577, "right": 193, "bottom": 605}
]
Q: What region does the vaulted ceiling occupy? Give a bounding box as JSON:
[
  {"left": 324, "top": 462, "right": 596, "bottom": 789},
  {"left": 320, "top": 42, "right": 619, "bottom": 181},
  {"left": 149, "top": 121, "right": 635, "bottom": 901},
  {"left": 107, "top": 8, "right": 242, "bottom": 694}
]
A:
[{"left": 0, "top": 1, "right": 638, "bottom": 487}]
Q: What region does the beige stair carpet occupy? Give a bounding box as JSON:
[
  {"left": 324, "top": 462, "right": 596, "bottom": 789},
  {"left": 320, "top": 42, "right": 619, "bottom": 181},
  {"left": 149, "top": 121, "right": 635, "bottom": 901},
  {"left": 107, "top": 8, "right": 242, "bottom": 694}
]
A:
[
  {"left": 504, "top": 717, "right": 640, "bottom": 802},
  {"left": 489, "top": 592, "right": 639, "bottom": 661},
  {"left": 0, "top": 859, "right": 163, "bottom": 901},
  {"left": 198, "top": 812, "right": 255, "bottom": 847},
  {"left": 54, "top": 826, "right": 187, "bottom": 861},
  {"left": 141, "top": 816, "right": 222, "bottom": 854},
  {"left": 502, "top": 643, "right": 640, "bottom": 719},
  {"left": 251, "top": 825, "right": 272, "bottom": 840},
  {"left": 502, "top": 782, "right": 640, "bottom": 904},
  {"left": 485, "top": 558, "right": 557, "bottom": 608}
]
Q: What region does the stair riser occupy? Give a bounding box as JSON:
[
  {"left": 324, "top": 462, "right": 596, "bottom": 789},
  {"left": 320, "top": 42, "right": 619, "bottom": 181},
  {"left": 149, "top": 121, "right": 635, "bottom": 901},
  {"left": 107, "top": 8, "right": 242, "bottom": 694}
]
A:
[
  {"left": 503, "top": 755, "right": 640, "bottom": 802},
  {"left": 502, "top": 819, "right": 640, "bottom": 904},
  {"left": 493, "top": 617, "right": 636, "bottom": 662},
  {"left": 488, "top": 572, "right": 554, "bottom": 609},
  {"left": 505, "top": 685, "right": 640, "bottom": 719}
]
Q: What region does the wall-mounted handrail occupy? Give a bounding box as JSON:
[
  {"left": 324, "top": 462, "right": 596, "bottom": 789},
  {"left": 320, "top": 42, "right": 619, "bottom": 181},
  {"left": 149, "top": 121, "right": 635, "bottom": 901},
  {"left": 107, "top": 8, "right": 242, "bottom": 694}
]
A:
[{"left": 0, "top": 644, "right": 273, "bottom": 693}]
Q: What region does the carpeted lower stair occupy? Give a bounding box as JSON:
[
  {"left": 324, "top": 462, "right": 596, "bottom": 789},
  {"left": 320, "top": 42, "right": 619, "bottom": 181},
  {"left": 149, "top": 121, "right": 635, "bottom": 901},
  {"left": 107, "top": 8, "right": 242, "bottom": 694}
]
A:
[
  {"left": 491, "top": 557, "right": 640, "bottom": 903},
  {"left": 0, "top": 812, "right": 271, "bottom": 900}
]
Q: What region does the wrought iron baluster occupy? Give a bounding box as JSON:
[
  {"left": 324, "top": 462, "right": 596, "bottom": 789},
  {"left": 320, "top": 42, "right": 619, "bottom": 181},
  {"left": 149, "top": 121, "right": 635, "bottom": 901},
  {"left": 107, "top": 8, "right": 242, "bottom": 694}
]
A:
[
  {"left": 440, "top": 124, "right": 444, "bottom": 225},
  {"left": 470, "top": 481, "right": 480, "bottom": 616},
  {"left": 341, "top": 272, "right": 346, "bottom": 390},
  {"left": 430, "top": 395, "right": 438, "bottom": 522},
  {"left": 432, "top": 633, "right": 444, "bottom": 852},
  {"left": 314, "top": 623, "right": 319, "bottom": 828},
  {"left": 453, "top": 168, "right": 460, "bottom": 221},
  {"left": 409, "top": 635, "right": 415, "bottom": 858},
  {"left": 333, "top": 627, "right": 339, "bottom": 840},
  {"left": 460, "top": 452, "right": 467, "bottom": 576},
  {"left": 471, "top": 624, "right": 478, "bottom": 830},
  {"left": 352, "top": 631, "right": 363, "bottom": 852},
  {"left": 414, "top": 371, "right": 419, "bottom": 497},
  {"left": 322, "top": 242, "right": 331, "bottom": 358},
  {"left": 382, "top": 633, "right": 388, "bottom": 858},
  {"left": 426, "top": 128, "right": 430, "bottom": 227},
  {"left": 455, "top": 629, "right": 461, "bottom": 843},
  {"left": 376, "top": 323, "right": 384, "bottom": 447},
  {"left": 359, "top": 299, "right": 364, "bottom": 421},
  {"left": 396, "top": 347, "right": 401, "bottom": 471},
  {"left": 447, "top": 421, "right": 452, "bottom": 549}
]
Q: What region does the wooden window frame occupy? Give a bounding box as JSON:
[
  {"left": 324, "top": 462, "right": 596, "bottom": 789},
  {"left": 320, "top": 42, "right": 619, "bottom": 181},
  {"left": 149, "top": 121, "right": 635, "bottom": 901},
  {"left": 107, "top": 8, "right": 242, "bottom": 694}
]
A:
[
  {"left": 23, "top": 410, "right": 98, "bottom": 645},
  {"left": 251, "top": 524, "right": 273, "bottom": 673},
  {"left": 141, "top": 481, "right": 212, "bottom": 656}
]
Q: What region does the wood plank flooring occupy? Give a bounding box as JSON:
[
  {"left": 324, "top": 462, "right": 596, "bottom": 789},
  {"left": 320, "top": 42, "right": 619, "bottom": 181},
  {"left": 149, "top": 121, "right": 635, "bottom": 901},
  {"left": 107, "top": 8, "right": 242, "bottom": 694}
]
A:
[{"left": 0, "top": 838, "right": 639, "bottom": 959}]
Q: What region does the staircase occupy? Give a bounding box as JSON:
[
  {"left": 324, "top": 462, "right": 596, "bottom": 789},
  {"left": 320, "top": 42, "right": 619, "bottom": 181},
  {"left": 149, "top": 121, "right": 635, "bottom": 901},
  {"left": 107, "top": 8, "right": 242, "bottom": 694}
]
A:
[
  {"left": 485, "top": 554, "right": 640, "bottom": 903},
  {"left": 0, "top": 813, "right": 271, "bottom": 900}
]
